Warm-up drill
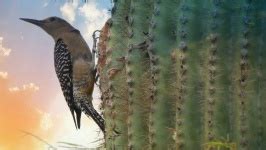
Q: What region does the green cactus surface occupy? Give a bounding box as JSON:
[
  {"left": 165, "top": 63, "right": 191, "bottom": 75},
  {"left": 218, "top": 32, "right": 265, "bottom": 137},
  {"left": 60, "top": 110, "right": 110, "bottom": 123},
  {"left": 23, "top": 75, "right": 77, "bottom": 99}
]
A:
[{"left": 98, "top": 0, "right": 266, "bottom": 149}]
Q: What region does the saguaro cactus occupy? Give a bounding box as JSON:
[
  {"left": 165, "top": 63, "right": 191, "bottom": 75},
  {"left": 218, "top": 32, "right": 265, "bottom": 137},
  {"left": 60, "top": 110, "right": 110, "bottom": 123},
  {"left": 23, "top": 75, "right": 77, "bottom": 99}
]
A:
[{"left": 98, "top": 0, "right": 266, "bottom": 149}]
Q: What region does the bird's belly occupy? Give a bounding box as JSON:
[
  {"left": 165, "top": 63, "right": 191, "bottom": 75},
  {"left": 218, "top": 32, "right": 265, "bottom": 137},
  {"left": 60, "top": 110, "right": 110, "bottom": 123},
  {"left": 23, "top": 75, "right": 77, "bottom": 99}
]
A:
[{"left": 73, "top": 70, "right": 94, "bottom": 93}]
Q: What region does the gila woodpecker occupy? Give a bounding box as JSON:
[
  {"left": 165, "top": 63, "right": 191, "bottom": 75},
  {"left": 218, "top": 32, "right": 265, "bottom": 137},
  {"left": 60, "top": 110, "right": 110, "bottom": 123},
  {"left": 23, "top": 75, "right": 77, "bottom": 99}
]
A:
[{"left": 20, "top": 17, "right": 105, "bottom": 132}]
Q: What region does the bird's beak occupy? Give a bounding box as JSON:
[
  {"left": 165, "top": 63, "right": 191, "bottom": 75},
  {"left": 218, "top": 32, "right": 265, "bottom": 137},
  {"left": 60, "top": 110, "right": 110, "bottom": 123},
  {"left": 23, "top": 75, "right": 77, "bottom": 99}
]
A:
[{"left": 20, "top": 18, "right": 44, "bottom": 27}]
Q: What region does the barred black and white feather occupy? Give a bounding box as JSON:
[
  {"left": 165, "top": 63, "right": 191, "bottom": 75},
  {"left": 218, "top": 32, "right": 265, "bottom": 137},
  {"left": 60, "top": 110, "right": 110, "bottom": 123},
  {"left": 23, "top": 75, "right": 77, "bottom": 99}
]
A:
[
  {"left": 81, "top": 101, "right": 105, "bottom": 132},
  {"left": 54, "top": 39, "right": 82, "bottom": 129},
  {"left": 73, "top": 88, "right": 105, "bottom": 132},
  {"left": 54, "top": 39, "right": 104, "bottom": 132}
]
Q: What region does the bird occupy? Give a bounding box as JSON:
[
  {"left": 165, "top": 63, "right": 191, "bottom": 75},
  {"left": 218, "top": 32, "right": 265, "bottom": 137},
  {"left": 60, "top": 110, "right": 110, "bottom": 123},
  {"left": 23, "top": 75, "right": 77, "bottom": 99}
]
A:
[{"left": 20, "top": 16, "right": 105, "bottom": 132}]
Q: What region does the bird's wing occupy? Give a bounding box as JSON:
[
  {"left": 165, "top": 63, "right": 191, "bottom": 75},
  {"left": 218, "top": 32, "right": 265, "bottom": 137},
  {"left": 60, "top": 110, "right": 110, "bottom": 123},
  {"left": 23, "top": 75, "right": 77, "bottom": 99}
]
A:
[
  {"left": 72, "top": 56, "right": 105, "bottom": 132},
  {"left": 54, "top": 39, "right": 82, "bottom": 129}
]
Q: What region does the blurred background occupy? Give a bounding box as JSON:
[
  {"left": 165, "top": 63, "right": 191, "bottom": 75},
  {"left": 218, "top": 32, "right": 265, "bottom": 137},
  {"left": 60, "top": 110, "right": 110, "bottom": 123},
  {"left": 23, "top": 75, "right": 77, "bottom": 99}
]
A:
[{"left": 0, "top": 0, "right": 111, "bottom": 149}]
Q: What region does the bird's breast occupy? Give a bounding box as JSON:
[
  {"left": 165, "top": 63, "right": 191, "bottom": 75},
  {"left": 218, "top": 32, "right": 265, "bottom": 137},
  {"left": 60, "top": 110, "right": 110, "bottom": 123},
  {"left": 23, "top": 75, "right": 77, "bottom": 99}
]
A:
[{"left": 73, "top": 58, "right": 95, "bottom": 95}]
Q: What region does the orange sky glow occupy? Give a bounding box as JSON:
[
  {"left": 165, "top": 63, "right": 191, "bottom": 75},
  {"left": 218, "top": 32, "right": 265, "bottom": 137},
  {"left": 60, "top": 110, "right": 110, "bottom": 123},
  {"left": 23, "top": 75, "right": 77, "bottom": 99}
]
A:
[
  {"left": 0, "top": 75, "right": 43, "bottom": 149},
  {"left": 0, "top": 72, "right": 104, "bottom": 150}
]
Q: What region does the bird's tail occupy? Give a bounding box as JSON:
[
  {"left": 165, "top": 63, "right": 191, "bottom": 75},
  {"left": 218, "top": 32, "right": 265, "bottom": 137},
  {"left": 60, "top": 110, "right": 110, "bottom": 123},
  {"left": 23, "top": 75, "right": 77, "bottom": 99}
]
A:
[{"left": 80, "top": 101, "right": 105, "bottom": 133}]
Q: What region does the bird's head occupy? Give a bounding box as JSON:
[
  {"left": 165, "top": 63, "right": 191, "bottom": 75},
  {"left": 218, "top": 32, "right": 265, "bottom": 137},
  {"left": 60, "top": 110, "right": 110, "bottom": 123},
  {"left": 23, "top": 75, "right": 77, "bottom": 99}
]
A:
[{"left": 20, "top": 16, "right": 76, "bottom": 40}]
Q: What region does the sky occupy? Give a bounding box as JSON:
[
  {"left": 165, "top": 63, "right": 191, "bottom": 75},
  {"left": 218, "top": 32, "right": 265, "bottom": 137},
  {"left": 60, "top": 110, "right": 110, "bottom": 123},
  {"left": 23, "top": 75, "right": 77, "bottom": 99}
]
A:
[{"left": 0, "top": 0, "right": 111, "bottom": 149}]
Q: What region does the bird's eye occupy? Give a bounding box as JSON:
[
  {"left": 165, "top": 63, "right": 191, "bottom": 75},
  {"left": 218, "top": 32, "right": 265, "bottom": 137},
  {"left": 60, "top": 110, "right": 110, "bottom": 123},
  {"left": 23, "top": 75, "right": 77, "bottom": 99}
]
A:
[{"left": 50, "top": 17, "right": 56, "bottom": 22}]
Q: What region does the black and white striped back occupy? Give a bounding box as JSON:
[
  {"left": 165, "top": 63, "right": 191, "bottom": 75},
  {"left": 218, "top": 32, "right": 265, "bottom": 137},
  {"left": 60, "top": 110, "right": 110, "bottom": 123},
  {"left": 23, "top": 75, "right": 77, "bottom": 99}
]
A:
[{"left": 54, "top": 39, "right": 81, "bottom": 129}]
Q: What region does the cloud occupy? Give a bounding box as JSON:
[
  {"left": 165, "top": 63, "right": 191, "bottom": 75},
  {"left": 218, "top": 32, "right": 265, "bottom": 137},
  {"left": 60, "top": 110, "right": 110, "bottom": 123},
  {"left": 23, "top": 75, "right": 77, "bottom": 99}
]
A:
[
  {"left": 0, "top": 37, "right": 11, "bottom": 57},
  {"left": 59, "top": 0, "right": 110, "bottom": 47},
  {"left": 8, "top": 83, "right": 39, "bottom": 92},
  {"left": 60, "top": 0, "right": 79, "bottom": 23},
  {"left": 8, "top": 86, "right": 20, "bottom": 92},
  {"left": 78, "top": 1, "right": 110, "bottom": 46},
  {"left": 23, "top": 83, "right": 40, "bottom": 91},
  {"left": 0, "top": 71, "right": 8, "bottom": 79},
  {"left": 42, "top": 0, "right": 49, "bottom": 7},
  {"left": 35, "top": 108, "right": 53, "bottom": 131},
  {"left": 40, "top": 113, "right": 53, "bottom": 131}
]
